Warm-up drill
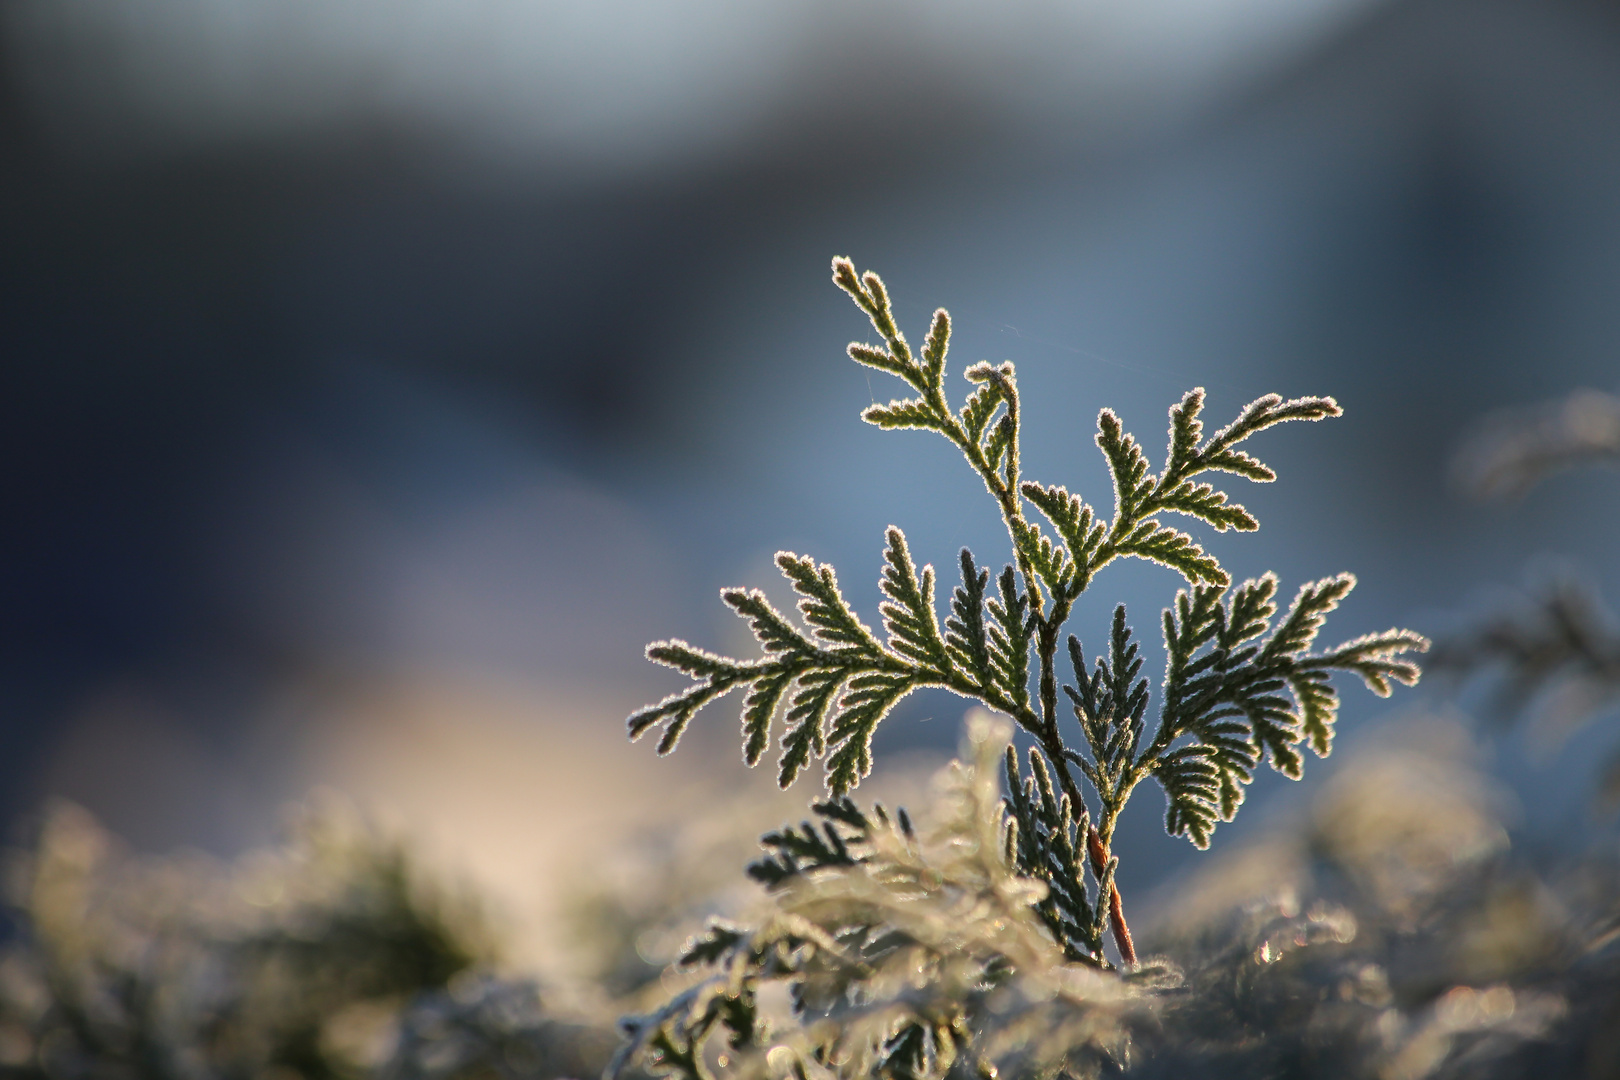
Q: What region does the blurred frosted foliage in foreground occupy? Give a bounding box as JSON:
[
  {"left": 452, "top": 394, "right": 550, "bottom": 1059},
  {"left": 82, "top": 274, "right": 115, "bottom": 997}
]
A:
[
  {"left": 1136, "top": 719, "right": 1584, "bottom": 1079},
  {"left": 609, "top": 716, "right": 1613, "bottom": 1080},
  {"left": 3, "top": 719, "right": 1619, "bottom": 1079},
  {"left": 610, "top": 715, "right": 1165, "bottom": 1080},
  {"left": 0, "top": 800, "right": 611, "bottom": 1080},
  {"left": 383, "top": 976, "right": 614, "bottom": 1080}
]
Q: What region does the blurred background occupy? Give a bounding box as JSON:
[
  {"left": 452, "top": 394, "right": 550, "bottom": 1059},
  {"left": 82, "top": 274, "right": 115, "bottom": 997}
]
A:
[{"left": 6, "top": 0, "right": 1620, "bottom": 977}]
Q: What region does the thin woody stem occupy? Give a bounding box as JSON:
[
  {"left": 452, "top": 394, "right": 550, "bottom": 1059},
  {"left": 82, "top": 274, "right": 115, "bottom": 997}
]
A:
[
  {"left": 842, "top": 261, "right": 1140, "bottom": 964},
  {"left": 1086, "top": 826, "right": 1136, "bottom": 966},
  {"left": 1037, "top": 710, "right": 1137, "bottom": 966}
]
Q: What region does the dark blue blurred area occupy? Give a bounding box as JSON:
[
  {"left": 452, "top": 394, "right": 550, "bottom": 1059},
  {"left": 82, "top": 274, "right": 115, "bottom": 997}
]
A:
[{"left": 5, "top": 0, "right": 1620, "bottom": 903}]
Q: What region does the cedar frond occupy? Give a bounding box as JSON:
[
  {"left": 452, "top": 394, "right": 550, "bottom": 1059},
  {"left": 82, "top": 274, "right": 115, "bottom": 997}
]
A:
[
  {"left": 1138, "top": 574, "right": 1428, "bottom": 846},
  {"left": 628, "top": 260, "right": 1424, "bottom": 948}
]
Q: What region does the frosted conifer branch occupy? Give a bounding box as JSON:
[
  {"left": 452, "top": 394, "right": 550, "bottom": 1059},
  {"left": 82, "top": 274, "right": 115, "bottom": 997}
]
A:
[{"left": 627, "top": 258, "right": 1425, "bottom": 962}]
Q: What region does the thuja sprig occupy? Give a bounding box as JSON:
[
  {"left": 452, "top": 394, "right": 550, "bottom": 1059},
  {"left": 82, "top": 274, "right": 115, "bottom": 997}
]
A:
[{"left": 627, "top": 258, "right": 1427, "bottom": 966}]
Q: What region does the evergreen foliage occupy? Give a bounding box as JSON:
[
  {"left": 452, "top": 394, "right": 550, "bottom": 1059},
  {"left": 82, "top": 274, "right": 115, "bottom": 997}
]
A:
[
  {"left": 611, "top": 716, "right": 1607, "bottom": 1080},
  {"left": 628, "top": 258, "right": 1428, "bottom": 966},
  {"left": 611, "top": 718, "right": 1170, "bottom": 1080},
  {"left": 12, "top": 279, "right": 1620, "bottom": 1080},
  {"left": 0, "top": 801, "right": 514, "bottom": 1080},
  {"left": 1439, "top": 386, "right": 1620, "bottom": 804},
  {"left": 7, "top": 727, "right": 1617, "bottom": 1080}
]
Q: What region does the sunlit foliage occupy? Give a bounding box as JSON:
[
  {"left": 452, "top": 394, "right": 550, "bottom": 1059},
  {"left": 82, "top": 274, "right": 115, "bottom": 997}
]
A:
[{"left": 628, "top": 259, "right": 1427, "bottom": 966}]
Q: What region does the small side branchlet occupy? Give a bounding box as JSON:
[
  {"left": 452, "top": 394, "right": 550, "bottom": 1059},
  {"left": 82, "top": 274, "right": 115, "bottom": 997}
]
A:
[{"left": 627, "top": 258, "right": 1427, "bottom": 967}]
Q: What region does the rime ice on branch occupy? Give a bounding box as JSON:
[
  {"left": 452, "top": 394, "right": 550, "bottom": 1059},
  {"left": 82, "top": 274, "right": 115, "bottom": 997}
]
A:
[{"left": 627, "top": 257, "right": 1427, "bottom": 968}]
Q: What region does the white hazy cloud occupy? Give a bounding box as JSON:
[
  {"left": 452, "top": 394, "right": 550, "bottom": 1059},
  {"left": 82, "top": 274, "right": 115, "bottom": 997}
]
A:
[{"left": 7, "top": 0, "right": 1381, "bottom": 166}]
